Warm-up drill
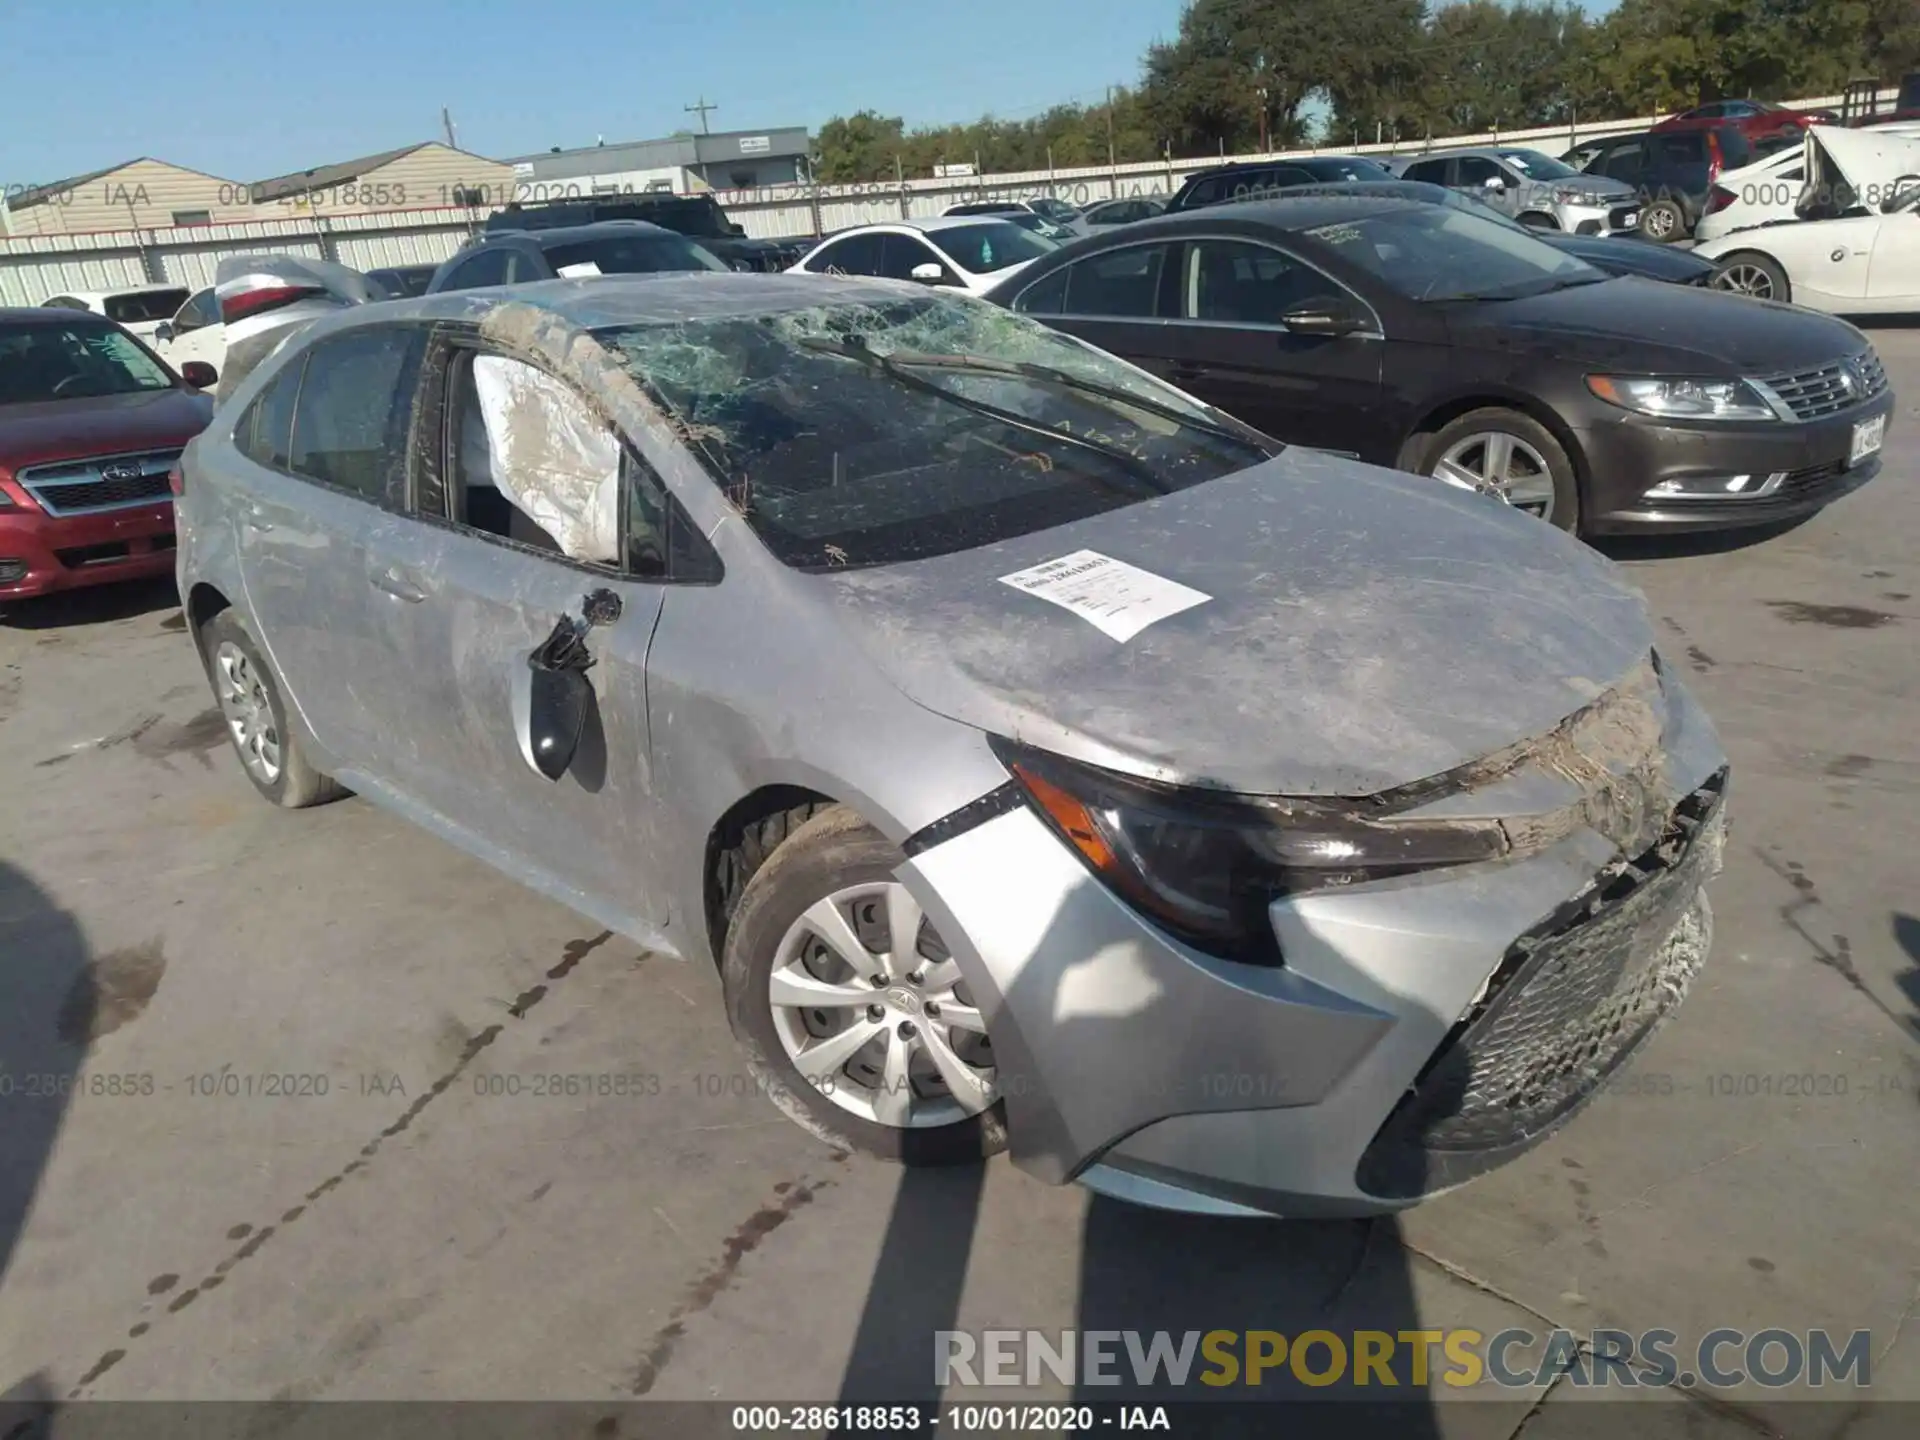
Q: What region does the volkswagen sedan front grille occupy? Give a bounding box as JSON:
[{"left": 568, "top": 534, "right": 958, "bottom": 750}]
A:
[{"left": 1758, "top": 351, "right": 1890, "bottom": 421}]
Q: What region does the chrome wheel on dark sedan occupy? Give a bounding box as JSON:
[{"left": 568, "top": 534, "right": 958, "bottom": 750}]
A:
[{"left": 1431, "top": 431, "right": 1559, "bottom": 521}]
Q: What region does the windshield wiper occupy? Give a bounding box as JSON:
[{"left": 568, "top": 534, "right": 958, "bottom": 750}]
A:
[
  {"left": 879, "top": 350, "right": 1281, "bottom": 460},
  {"left": 796, "top": 337, "right": 1172, "bottom": 495}
]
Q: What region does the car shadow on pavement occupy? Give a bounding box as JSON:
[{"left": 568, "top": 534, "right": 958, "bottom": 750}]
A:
[
  {"left": 0, "top": 576, "right": 180, "bottom": 631},
  {"left": 1590, "top": 514, "right": 1814, "bottom": 563},
  {"left": 0, "top": 863, "right": 90, "bottom": 1292}
]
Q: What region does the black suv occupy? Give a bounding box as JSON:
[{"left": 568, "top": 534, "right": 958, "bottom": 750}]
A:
[
  {"left": 1166, "top": 155, "right": 1394, "bottom": 213},
  {"left": 483, "top": 194, "right": 808, "bottom": 271},
  {"left": 426, "top": 220, "right": 730, "bottom": 293},
  {"left": 1562, "top": 127, "right": 1775, "bottom": 241}
]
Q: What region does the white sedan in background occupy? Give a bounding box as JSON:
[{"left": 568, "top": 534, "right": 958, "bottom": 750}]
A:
[
  {"left": 787, "top": 217, "right": 1059, "bottom": 296},
  {"left": 1698, "top": 127, "right": 1920, "bottom": 313},
  {"left": 39, "top": 284, "right": 190, "bottom": 341}
]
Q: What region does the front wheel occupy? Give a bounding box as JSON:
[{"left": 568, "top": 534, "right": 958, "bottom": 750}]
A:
[
  {"left": 721, "top": 806, "right": 1009, "bottom": 1164},
  {"left": 1639, "top": 198, "right": 1687, "bottom": 242},
  {"left": 1420, "top": 408, "right": 1582, "bottom": 533},
  {"left": 1711, "top": 252, "right": 1790, "bottom": 303}
]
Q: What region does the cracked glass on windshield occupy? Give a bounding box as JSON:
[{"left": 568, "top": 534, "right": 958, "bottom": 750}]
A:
[{"left": 598, "top": 293, "right": 1270, "bottom": 570}]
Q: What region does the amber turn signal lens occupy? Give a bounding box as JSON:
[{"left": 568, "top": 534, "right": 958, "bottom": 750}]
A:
[{"left": 1010, "top": 762, "right": 1117, "bottom": 872}]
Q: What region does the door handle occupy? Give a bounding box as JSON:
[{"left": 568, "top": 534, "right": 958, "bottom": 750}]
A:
[{"left": 369, "top": 566, "right": 428, "bottom": 604}]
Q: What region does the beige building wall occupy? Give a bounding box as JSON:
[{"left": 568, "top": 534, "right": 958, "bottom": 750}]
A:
[
  {"left": 263, "top": 144, "right": 518, "bottom": 216},
  {"left": 6, "top": 159, "right": 254, "bottom": 235}
]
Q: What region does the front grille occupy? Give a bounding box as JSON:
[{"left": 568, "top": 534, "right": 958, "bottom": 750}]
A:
[
  {"left": 0, "top": 559, "right": 27, "bottom": 584},
  {"left": 20, "top": 449, "right": 181, "bottom": 517},
  {"left": 1778, "top": 460, "right": 1846, "bottom": 493},
  {"left": 1356, "top": 772, "right": 1727, "bottom": 1200},
  {"left": 1759, "top": 351, "right": 1890, "bottom": 421}
]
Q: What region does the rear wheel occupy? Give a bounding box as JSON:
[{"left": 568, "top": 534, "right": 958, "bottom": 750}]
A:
[
  {"left": 1421, "top": 408, "right": 1581, "bottom": 533},
  {"left": 200, "top": 611, "right": 344, "bottom": 809},
  {"left": 1639, "top": 198, "right": 1687, "bottom": 242},
  {"left": 721, "top": 806, "right": 1008, "bottom": 1164},
  {"left": 1711, "top": 251, "right": 1789, "bottom": 303}
]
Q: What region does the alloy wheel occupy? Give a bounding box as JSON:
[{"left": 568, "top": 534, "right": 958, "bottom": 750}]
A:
[
  {"left": 1431, "top": 431, "right": 1557, "bottom": 521},
  {"left": 767, "top": 881, "right": 997, "bottom": 1129},
  {"left": 1642, "top": 205, "right": 1679, "bottom": 240},
  {"left": 213, "top": 641, "right": 282, "bottom": 784},
  {"left": 1714, "top": 262, "right": 1777, "bottom": 300}
]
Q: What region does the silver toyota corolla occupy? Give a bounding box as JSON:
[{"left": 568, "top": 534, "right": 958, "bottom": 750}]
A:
[{"left": 174, "top": 271, "right": 1727, "bottom": 1217}]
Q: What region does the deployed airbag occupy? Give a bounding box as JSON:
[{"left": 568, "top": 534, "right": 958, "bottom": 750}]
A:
[{"left": 472, "top": 355, "right": 622, "bottom": 564}]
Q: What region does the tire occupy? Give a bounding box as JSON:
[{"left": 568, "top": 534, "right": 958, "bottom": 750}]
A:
[
  {"left": 721, "top": 805, "right": 1009, "bottom": 1165},
  {"left": 199, "top": 611, "right": 345, "bottom": 809},
  {"left": 1420, "top": 407, "right": 1582, "bottom": 533},
  {"left": 1710, "top": 251, "right": 1790, "bottom": 303},
  {"left": 1639, "top": 198, "right": 1687, "bottom": 242}
]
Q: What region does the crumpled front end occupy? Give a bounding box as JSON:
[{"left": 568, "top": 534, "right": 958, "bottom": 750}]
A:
[{"left": 902, "top": 651, "right": 1728, "bottom": 1216}]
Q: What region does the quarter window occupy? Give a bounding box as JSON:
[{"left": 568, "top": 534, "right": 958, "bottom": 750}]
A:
[
  {"left": 238, "top": 362, "right": 303, "bottom": 472},
  {"left": 173, "top": 288, "right": 218, "bottom": 334},
  {"left": 285, "top": 326, "right": 425, "bottom": 503}
]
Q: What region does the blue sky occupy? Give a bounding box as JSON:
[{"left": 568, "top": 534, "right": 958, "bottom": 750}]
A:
[{"left": 0, "top": 0, "right": 1616, "bottom": 188}]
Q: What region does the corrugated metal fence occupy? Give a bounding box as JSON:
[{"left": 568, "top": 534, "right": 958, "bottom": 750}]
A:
[{"left": 0, "top": 87, "right": 1891, "bottom": 306}]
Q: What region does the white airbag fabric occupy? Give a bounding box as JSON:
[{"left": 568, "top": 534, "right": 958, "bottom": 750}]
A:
[{"left": 472, "top": 354, "right": 621, "bottom": 563}]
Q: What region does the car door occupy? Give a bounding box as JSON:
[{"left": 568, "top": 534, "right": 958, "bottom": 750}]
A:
[
  {"left": 227, "top": 323, "right": 427, "bottom": 770},
  {"left": 1459, "top": 156, "right": 1521, "bottom": 216},
  {"left": 1150, "top": 237, "right": 1384, "bottom": 453},
  {"left": 1867, "top": 195, "right": 1920, "bottom": 303},
  {"left": 1006, "top": 239, "right": 1183, "bottom": 381},
  {"left": 362, "top": 334, "right": 676, "bottom": 920}
]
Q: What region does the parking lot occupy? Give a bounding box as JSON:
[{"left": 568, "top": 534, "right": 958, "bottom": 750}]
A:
[{"left": 0, "top": 323, "right": 1916, "bottom": 1436}]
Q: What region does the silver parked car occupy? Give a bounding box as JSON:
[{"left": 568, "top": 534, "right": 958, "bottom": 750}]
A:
[
  {"left": 174, "top": 272, "right": 1728, "bottom": 1216},
  {"left": 1389, "top": 146, "right": 1643, "bottom": 235}
]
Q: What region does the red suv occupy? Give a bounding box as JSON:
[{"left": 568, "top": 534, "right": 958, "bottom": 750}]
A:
[
  {"left": 0, "top": 309, "right": 216, "bottom": 602},
  {"left": 1652, "top": 98, "right": 1839, "bottom": 141}
]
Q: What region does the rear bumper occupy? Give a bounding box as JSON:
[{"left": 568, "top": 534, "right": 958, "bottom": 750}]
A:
[
  {"left": 0, "top": 498, "right": 177, "bottom": 600},
  {"left": 1575, "top": 393, "right": 1894, "bottom": 534}
]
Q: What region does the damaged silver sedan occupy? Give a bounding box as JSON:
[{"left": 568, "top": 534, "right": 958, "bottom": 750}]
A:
[{"left": 174, "top": 273, "right": 1728, "bottom": 1216}]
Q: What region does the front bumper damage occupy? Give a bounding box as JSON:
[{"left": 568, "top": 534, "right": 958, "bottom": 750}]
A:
[{"left": 901, "top": 655, "right": 1728, "bottom": 1216}]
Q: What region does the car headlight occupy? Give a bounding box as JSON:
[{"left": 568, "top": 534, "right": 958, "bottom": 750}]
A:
[
  {"left": 995, "top": 739, "right": 1510, "bottom": 967},
  {"left": 1552, "top": 187, "right": 1586, "bottom": 205},
  {"left": 1586, "top": 375, "right": 1779, "bottom": 421}
]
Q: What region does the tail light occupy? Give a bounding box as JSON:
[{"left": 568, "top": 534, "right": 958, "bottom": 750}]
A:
[
  {"left": 1706, "top": 184, "right": 1736, "bottom": 215},
  {"left": 219, "top": 283, "right": 325, "bottom": 326},
  {"left": 167, "top": 464, "right": 185, "bottom": 497}
]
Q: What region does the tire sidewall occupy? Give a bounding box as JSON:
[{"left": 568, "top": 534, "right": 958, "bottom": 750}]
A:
[
  {"left": 1641, "top": 199, "right": 1685, "bottom": 241},
  {"left": 1424, "top": 409, "right": 1582, "bottom": 534},
  {"left": 1715, "top": 252, "right": 1789, "bottom": 303},
  {"left": 200, "top": 611, "right": 294, "bottom": 806},
  {"left": 720, "top": 810, "right": 1008, "bottom": 1165}
]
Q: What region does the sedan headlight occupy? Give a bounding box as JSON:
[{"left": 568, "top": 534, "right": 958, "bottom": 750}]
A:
[
  {"left": 1586, "top": 375, "right": 1779, "bottom": 422},
  {"left": 1552, "top": 186, "right": 1588, "bottom": 205},
  {"left": 995, "top": 739, "right": 1510, "bottom": 967}
]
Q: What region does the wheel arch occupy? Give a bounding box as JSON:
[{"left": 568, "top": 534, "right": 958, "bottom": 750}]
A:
[
  {"left": 1708, "top": 247, "right": 1792, "bottom": 302},
  {"left": 1395, "top": 390, "right": 1593, "bottom": 496},
  {"left": 701, "top": 783, "right": 841, "bottom": 971},
  {"left": 185, "top": 581, "right": 232, "bottom": 659}
]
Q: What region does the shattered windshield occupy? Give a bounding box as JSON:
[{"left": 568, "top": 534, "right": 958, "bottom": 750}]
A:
[{"left": 598, "top": 294, "right": 1271, "bottom": 570}]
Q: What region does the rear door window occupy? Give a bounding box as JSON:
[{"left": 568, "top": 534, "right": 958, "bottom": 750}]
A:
[
  {"left": 1401, "top": 158, "right": 1451, "bottom": 185},
  {"left": 105, "top": 289, "right": 190, "bottom": 325},
  {"left": 1062, "top": 243, "right": 1173, "bottom": 317},
  {"left": 285, "top": 326, "right": 426, "bottom": 504}
]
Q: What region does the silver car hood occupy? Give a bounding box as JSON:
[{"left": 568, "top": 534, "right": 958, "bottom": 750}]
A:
[{"left": 822, "top": 450, "right": 1656, "bottom": 796}]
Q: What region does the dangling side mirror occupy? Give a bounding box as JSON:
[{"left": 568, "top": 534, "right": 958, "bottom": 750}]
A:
[{"left": 524, "top": 666, "right": 592, "bottom": 780}]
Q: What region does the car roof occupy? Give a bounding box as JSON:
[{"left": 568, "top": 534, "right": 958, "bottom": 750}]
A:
[
  {"left": 342, "top": 271, "right": 940, "bottom": 333},
  {"left": 1399, "top": 145, "right": 1550, "bottom": 161},
  {"left": 37, "top": 283, "right": 189, "bottom": 301},
  {"left": 470, "top": 220, "right": 677, "bottom": 247},
  {"left": 1127, "top": 192, "right": 1424, "bottom": 233},
  {"left": 824, "top": 215, "right": 1030, "bottom": 237},
  {"left": 1, "top": 305, "right": 133, "bottom": 325}
]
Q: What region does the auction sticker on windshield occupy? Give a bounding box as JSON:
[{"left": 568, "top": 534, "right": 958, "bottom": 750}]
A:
[
  {"left": 999, "top": 550, "right": 1211, "bottom": 641},
  {"left": 1849, "top": 414, "right": 1886, "bottom": 467}
]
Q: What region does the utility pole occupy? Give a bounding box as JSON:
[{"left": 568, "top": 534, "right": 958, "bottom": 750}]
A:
[
  {"left": 1257, "top": 86, "right": 1269, "bottom": 153},
  {"left": 685, "top": 97, "right": 718, "bottom": 134},
  {"left": 442, "top": 107, "right": 458, "bottom": 149}
]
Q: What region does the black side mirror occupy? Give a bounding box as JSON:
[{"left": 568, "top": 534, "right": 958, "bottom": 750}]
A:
[
  {"left": 153, "top": 321, "right": 175, "bottom": 343},
  {"left": 1281, "top": 297, "right": 1369, "bottom": 338},
  {"left": 526, "top": 666, "right": 592, "bottom": 781},
  {"left": 180, "top": 360, "right": 219, "bottom": 389}
]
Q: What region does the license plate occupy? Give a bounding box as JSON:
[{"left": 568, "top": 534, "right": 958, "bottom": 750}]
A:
[
  {"left": 1849, "top": 414, "right": 1886, "bottom": 466},
  {"left": 1620, "top": 211, "right": 1639, "bottom": 228}
]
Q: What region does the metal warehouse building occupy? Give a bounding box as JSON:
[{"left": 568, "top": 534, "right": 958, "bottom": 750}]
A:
[{"left": 507, "top": 127, "right": 812, "bottom": 199}]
